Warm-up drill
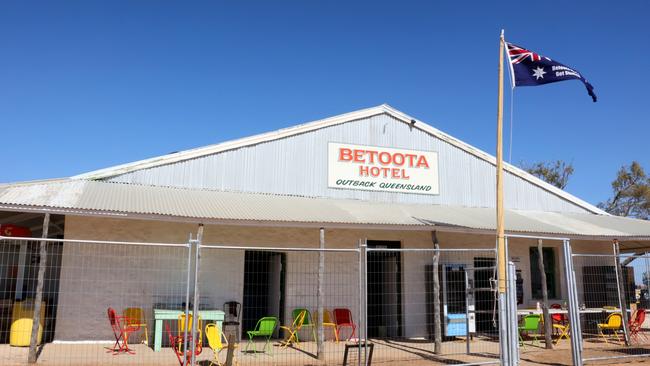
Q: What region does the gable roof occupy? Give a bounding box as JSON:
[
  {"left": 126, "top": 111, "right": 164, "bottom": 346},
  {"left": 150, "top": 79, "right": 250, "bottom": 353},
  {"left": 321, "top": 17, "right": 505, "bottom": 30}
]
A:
[{"left": 72, "top": 104, "right": 607, "bottom": 215}]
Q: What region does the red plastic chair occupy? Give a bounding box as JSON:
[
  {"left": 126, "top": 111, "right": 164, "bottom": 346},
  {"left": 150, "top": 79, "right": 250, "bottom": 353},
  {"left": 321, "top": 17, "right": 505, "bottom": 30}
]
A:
[
  {"left": 107, "top": 307, "right": 140, "bottom": 355},
  {"left": 630, "top": 309, "right": 647, "bottom": 344},
  {"left": 333, "top": 308, "right": 356, "bottom": 341},
  {"left": 550, "top": 304, "right": 568, "bottom": 326},
  {"left": 165, "top": 321, "right": 202, "bottom": 366}
]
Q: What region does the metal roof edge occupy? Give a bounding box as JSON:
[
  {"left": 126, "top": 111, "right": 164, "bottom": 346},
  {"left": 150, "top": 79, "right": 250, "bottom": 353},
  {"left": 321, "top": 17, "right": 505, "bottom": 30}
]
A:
[{"left": 70, "top": 103, "right": 605, "bottom": 215}]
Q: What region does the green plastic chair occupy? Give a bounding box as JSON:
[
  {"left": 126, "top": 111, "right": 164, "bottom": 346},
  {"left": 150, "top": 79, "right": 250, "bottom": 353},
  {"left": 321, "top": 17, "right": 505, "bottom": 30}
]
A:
[
  {"left": 245, "top": 317, "right": 277, "bottom": 356},
  {"left": 292, "top": 308, "right": 317, "bottom": 343},
  {"left": 518, "top": 314, "right": 542, "bottom": 347}
]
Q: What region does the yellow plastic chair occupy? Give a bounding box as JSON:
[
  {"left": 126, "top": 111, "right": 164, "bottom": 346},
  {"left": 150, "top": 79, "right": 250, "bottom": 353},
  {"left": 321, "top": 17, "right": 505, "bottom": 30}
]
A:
[
  {"left": 597, "top": 313, "right": 622, "bottom": 343},
  {"left": 123, "top": 307, "right": 148, "bottom": 345},
  {"left": 552, "top": 323, "right": 570, "bottom": 344},
  {"left": 206, "top": 323, "right": 239, "bottom": 366},
  {"left": 317, "top": 310, "right": 339, "bottom": 343},
  {"left": 279, "top": 310, "right": 307, "bottom": 348},
  {"left": 179, "top": 313, "right": 203, "bottom": 346}
]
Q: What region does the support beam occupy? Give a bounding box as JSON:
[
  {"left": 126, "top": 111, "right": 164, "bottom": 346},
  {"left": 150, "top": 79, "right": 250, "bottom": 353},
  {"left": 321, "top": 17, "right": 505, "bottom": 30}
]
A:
[
  {"left": 431, "top": 231, "right": 442, "bottom": 354},
  {"left": 537, "top": 239, "right": 553, "bottom": 349},
  {"left": 28, "top": 213, "right": 49, "bottom": 363},
  {"left": 621, "top": 252, "right": 647, "bottom": 266},
  {"left": 317, "top": 228, "right": 325, "bottom": 360}
]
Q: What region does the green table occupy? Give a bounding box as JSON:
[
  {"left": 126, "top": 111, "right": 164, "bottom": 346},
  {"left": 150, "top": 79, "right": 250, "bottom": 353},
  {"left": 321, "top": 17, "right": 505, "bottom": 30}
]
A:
[{"left": 153, "top": 309, "right": 225, "bottom": 351}]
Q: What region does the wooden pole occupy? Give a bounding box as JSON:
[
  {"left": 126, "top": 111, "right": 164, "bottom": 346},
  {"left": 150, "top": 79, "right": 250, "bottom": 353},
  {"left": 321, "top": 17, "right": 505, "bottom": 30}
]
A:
[
  {"left": 496, "top": 30, "right": 507, "bottom": 294},
  {"left": 317, "top": 228, "right": 325, "bottom": 360},
  {"left": 536, "top": 240, "right": 553, "bottom": 349},
  {"left": 28, "top": 213, "right": 49, "bottom": 363},
  {"left": 431, "top": 231, "right": 442, "bottom": 354}
]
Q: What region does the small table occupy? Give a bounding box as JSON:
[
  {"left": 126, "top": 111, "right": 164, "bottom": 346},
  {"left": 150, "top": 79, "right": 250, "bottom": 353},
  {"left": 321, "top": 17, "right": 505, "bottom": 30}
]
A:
[{"left": 153, "top": 309, "right": 225, "bottom": 352}]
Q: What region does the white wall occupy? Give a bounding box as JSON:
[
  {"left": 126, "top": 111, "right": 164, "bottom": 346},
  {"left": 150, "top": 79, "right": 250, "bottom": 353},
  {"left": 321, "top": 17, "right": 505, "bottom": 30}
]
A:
[{"left": 57, "top": 215, "right": 609, "bottom": 341}]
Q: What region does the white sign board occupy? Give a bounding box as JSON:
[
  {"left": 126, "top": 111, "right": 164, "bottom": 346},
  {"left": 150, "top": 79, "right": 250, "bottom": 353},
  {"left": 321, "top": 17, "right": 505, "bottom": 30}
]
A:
[{"left": 327, "top": 142, "right": 439, "bottom": 195}]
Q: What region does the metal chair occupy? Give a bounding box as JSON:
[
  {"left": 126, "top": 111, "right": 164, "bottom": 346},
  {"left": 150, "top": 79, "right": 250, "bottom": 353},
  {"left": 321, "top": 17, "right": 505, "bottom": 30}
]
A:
[
  {"left": 518, "top": 314, "right": 542, "bottom": 347},
  {"left": 597, "top": 313, "right": 622, "bottom": 343},
  {"left": 333, "top": 308, "right": 356, "bottom": 341},
  {"left": 629, "top": 309, "right": 646, "bottom": 344},
  {"left": 107, "top": 307, "right": 139, "bottom": 355},
  {"left": 123, "top": 307, "right": 148, "bottom": 345},
  {"left": 245, "top": 316, "right": 277, "bottom": 355},
  {"left": 206, "top": 323, "right": 239, "bottom": 366},
  {"left": 165, "top": 321, "right": 202, "bottom": 366},
  {"left": 280, "top": 310, "right": 307, "bottom": 348}
]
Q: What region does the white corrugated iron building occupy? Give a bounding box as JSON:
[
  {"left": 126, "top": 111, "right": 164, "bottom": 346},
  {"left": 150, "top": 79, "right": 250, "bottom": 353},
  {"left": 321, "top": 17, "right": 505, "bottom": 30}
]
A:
[{"left": 1, "top": 104, "right": 650, "bottom": 342}]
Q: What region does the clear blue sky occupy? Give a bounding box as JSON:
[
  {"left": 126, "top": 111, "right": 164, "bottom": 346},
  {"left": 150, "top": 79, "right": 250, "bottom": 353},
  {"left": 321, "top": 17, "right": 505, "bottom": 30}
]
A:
[{"left": 1, "top": 1, "right": 648, "bottom": 207}]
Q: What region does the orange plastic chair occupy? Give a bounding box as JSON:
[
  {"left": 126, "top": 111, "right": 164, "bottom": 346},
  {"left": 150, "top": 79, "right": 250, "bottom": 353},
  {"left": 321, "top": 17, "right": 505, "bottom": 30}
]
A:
[{"left": 123, "top": 307, "right": 148, "bottom": 345}]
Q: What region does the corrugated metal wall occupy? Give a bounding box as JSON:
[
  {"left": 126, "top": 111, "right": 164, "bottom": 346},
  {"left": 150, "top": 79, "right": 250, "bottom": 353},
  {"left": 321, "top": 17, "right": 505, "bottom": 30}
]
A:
[{"left": 105, "top": 114, "right": 589, "bottom": 213}]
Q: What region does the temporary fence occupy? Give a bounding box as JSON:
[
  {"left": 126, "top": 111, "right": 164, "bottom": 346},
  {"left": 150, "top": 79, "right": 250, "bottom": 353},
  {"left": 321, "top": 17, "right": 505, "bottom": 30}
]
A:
[
  {"left": 566, "top": 241, "right": 650, "bottom": 365},
  {"left": 0, "top": 233, "right": 511, "bottom": 366}
]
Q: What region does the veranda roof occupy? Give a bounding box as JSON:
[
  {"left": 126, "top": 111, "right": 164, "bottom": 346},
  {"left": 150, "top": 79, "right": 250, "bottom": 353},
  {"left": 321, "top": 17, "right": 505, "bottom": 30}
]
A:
[{"left": 1, "top": 179, "right": 650, "bottom": 246}]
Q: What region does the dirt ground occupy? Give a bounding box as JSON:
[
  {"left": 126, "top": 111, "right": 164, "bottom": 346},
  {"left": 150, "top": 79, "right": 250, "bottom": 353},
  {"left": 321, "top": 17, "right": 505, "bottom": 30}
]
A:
[{"left": 1, "top": 338, "right": 649, "bottom": 365}]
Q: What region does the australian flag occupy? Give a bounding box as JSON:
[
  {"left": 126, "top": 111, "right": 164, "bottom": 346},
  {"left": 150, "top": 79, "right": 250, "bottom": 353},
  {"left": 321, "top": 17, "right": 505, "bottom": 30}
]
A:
[{"left": 506, "top": 42, "right": 597, "bottom": 102}]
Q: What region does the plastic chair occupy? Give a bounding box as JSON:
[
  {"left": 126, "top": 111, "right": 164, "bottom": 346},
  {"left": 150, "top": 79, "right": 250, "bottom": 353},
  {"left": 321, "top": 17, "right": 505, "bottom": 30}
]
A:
[
  {"left": 280, "top": 310, "right": 308, "bottom": 348},
  {"left": 206, "top": 323, "right": 239, "bottom": 366},
  {"left": 179, "top": 313, "right": 202, "bottom": 346},
  {"left": 333, "top": 308, "right": 356, "bottom": 341},
  {"left": 629, "top": 309, "right": 646, "bottom": 344},
  {"left": 165, "top": 321, "right": 202, "bottom": 366},
  {"left": 597, "top": 313, "right": 622, "bottom": 343},
  {"left": 245, "top": 316, "right": 277, "bottom": 355},
  {"left": 550, "top": 304, "right": 570, "bottom": 344},
  {"left": 321, "top": 309, "right": 339, "bottom": 342},
  {"left": 291, "top": 308, "right": 317, "bottom": 342},
  {"left": 518, "top": 314, "right": 542, "bottom": 347},
  {"left": 107, "top": 307, "right": 139, "bottom": 355},
  {"left": 123, "top": 307, "right": 148, "bottom": 345}
]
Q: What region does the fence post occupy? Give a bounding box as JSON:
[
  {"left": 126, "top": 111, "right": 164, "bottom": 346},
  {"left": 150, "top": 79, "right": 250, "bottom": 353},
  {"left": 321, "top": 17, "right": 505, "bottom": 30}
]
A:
[
  {"left": 357, "top": 239, "right": 363, "bottom": 366},
  {"left": 613, "top": 240, "right": 631, "bottom": 346},
  {"left": 363, "top": 238, "right": 368, "bottom": 366},
  {"left": 183, "top": 235, "right": 193, "bottom": 366},
  {"left": 508, "top": 261, "right": 519, "bottom": 365},
  {"left": 431, "top": 232, "right": 442, "bottom": 355},
  {"left": 498, "top": 239, "right": 509, "bottom": 366},
  {"left": 317, "top": 228, "right": 325, "bottom": 360},
  {"left": 190, "top": 224, "right": 203, "bottom": 366},
  {"left": 28, "top": 213, "right": 50, "bottom": 364},
  {"left": 563, "top": 240, "right": 583, "bottom": 366}
]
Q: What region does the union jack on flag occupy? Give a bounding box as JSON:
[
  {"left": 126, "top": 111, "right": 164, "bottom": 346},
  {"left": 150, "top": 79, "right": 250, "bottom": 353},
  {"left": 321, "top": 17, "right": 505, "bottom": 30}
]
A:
[
  {"left": 506, "top": 43, "right": 545, "bottom": 64},
  {"left": 505, "top": 40, "right": 597, "bottom": 102}
]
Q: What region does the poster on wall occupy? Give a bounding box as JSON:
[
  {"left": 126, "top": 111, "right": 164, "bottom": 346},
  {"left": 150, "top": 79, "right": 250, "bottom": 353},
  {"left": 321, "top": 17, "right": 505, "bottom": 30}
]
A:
[{"left": 327, "top": 142, "right": 439, "bottom": 195}]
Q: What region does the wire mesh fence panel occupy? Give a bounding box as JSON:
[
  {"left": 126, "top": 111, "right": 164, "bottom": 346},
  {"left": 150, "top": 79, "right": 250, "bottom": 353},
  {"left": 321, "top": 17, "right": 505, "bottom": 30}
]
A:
[
  {"left": 0, "top": 237, "right": 191, "bottom": 366},
  {"left": 198, "top": 245, "right": 362, "bottom": 366},
  {"left": 572, "top": 248, "right": 650, "bottom": 364},
  {"left": 365, "top": 247, "right": 500, "bottom": 366}
]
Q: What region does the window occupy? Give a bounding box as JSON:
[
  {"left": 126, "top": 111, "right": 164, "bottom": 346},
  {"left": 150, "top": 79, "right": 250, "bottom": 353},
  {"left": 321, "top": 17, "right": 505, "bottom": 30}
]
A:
[{"left": 529, "top": 247, "right": 557, "bottom": 299}]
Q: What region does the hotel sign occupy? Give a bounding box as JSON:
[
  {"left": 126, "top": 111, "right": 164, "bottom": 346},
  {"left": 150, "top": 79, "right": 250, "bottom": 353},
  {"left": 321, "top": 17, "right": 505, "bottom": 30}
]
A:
[{"left": 327, "top": 142, "right": 439, "bottom": 195}]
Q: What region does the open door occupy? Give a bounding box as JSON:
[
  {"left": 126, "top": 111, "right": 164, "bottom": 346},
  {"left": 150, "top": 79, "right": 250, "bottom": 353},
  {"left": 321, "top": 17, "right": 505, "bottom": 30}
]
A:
[
  {"left": 367, "top": 240, "right": 402, "bottom": 338},
  {"left": 242, "top": 251, "right": 286, "bottom": 336}
]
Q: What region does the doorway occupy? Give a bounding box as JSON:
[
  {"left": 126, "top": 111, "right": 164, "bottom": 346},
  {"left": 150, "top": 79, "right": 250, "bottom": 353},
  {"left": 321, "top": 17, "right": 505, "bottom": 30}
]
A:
[
  {"left": 242, "top": 251, "right": 286, "bottom": 336},
  {"left": 366, "top": 240, "right": 402, "bottom": 338},
  {"left": 473, "top": 257, "right": 497, "bottom": 335}
]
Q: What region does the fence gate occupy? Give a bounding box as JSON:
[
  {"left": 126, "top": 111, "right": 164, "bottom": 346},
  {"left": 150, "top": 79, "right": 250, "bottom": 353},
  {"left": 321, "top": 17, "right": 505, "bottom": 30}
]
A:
[
  {"left": 566, "top": 240, "right": 650, "bottom": 365},
  {"left": 363, "top": 245, "right": 501, "bottom": 366}
]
